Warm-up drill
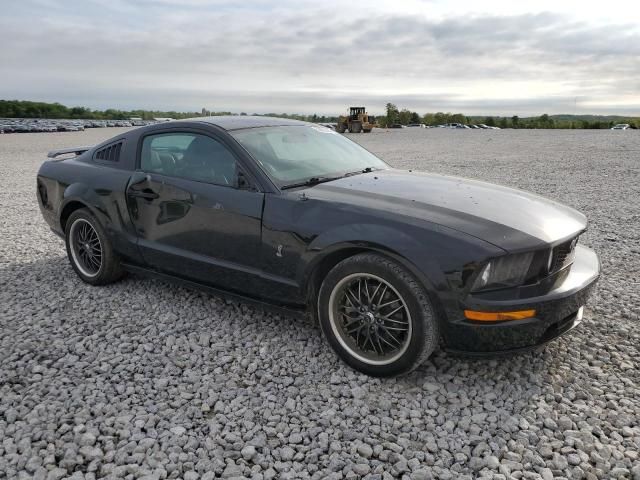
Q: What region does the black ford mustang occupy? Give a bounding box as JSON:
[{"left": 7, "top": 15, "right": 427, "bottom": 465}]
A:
[{"left": 36, "top": 116, "right": 600, "bottom": 376}]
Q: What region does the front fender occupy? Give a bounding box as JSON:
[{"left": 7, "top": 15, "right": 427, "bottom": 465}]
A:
[
  {"left": 300, "top": 221, "right": 505, "bottom": 323},
  {"left": 302, "top": 223, "right": 448, "bottom": 294}
]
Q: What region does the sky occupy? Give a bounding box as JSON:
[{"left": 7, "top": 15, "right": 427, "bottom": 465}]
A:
[{"left": 2, "top": 0, "right": 640, "bottom": 116}]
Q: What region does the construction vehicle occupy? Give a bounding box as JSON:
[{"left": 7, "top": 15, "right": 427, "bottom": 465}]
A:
[{"left": 335, "top": 107, "right": 375, "bottom": 133}]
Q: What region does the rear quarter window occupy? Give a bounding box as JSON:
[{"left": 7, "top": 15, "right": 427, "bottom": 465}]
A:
[{"left": 93, "top": 141, "right": 124, "bottom": 163}]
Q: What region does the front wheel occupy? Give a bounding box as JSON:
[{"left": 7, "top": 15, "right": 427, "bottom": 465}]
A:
[
  {"left": 318, "top": 253, "right": 439, "bottom": 377},
  {"left": 65, "top": 208, "right": 124, "bottom": 285},
  {"left": 349, "top": 121, "right": 363, "bottom": 133}
]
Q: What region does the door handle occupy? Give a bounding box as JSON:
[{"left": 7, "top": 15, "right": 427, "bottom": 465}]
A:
[
  {"left": 128, "top": 172, "right": 158, "bottom": 200},
  {"left": 129, "top": 189, "right": 159, "bottom": 200},
  {"left": 130, "top": 172, "right": 151, "bottom": 186}
]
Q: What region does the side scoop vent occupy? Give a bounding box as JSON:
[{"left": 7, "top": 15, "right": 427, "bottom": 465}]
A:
[{"left": 94, "top": 141, "right": 123, "bottom": 162}]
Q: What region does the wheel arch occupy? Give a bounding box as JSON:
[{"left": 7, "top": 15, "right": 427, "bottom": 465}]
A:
[
  {"left": 59, "top": 182, "right": 114, "bottom": 233},
  {"left": 59, "top": 199, "right": 91, "bottom": 232},
  {"left": 305, "top": 245, "right": 369, "bottom": 308},
  {"left": 304, "top": 241, "right": 447, "bottom": 326}
]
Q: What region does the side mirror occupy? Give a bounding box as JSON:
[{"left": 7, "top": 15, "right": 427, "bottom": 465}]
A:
[{"left": 237, "top": 171, "right": 251, "bottom": 190}]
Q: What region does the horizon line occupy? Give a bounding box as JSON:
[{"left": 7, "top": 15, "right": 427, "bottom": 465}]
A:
[{"left": 1, "top": 99, "right": 639, "bottom": 120}]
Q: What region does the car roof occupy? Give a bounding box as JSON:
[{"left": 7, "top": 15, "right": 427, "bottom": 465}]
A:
[{"left": 179, "top": 115, "right": 311, "bottom": 131}]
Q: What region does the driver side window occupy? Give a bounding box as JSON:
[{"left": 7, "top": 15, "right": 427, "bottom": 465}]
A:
[{"left": 141, "top": 132, "right": 238, "bottom": 187}]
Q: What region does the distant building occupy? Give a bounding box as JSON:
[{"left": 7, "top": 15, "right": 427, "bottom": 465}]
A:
[
  {"left": 153, "top": 117, "right": 174, "bottom": 122},
  {"left": 129, "top": 116, "right": 143, "bottom": 122}
]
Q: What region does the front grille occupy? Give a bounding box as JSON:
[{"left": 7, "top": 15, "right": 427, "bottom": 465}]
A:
[{"left": 550, "top": 236, "right": 578, "bottom": 273}]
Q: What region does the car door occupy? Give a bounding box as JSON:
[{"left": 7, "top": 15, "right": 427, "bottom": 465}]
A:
[{"left": 126, "top": 129, "right": 265, "bottom": 296}]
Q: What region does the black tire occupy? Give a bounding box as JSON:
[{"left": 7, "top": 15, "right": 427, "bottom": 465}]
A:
[
  {"left": 64, "top": 208, "right": 124, "bottom": 285},
  {"left": 318, "top": 253, "right": 439, "bottom": 377},
  {"left": 336, "top": 123, "right": 346, "bottom": 133},
  {"left": 349, "top": 121, "right": 363, "bottom": 133}
]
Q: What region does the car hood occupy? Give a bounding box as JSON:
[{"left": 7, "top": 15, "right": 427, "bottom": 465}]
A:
[{"left": 308, "top": 169, "right": 586, "bottom": 251}]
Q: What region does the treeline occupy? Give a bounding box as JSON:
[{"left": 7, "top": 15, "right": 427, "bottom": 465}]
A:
[
  {"left": 379, "top": 103, "right": 639, "bottom": 129},
  {"left": 0, "top": 100, "right": 340, "bottom": 122},
  {"left": 250, "top": 113, "right": 339, "bottom": 122},
  {"left": 0, "top": 100, "right": 226, "bottom": 120},
  {"left": 2, "top": 99, "right": 637, "bottom": 129}
]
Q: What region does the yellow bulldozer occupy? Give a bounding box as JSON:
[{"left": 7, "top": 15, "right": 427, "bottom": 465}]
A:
[{"left": 336, "top": 107, "right": 375, "bottom": 133}]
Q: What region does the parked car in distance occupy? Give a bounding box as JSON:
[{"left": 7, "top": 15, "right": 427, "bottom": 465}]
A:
[
  {"left": 611, "top": 124, "right": 630, "bottom": 130},
  {"left": 36, "top": 116, "right": 600, "bottom": 377},
  {"left": 439, "top": 123, "right": 469, "bottom": 129},
  {"left": 388, "top": 123, "right": 406, "bottom": 128},
  {"left": 407, "top": 123, "right": 426, "bottom": 128},
  {"left": 0, "top": 118, "right": 148, "bottom": 133}
]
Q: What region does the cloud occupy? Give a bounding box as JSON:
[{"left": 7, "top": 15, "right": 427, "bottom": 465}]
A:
[{"left": 1, "top": 1, "right": 639, "bottom": 115}]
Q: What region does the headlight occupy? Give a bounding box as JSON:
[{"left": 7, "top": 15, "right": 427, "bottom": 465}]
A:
[{"left": 472, "top": 252, "right": 534, "bottom": 291}]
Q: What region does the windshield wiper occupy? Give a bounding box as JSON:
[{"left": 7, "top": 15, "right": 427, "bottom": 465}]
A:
[
  {"left": 281, "top": 176, "right": 342, "bottom": 190},
  {"left": 281, "top": 168, "right": 379, "bottom": 190},
  {"left": 344, "top": 166, "right": 378, "bottom": 177}
]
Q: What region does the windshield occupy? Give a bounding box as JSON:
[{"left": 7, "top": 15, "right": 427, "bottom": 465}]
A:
[{"left": 231, "top": 125, "right": 388, "bottom": 187}]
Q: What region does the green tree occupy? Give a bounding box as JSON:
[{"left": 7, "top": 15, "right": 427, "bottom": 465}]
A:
[
  {"left": 485, "top": 117, "right": 496, "bottom": 127},
  {"left": 511, "top": 116, "right": 519, "bottom": 128},
  {"left": 540, "top": 113, "right": 549, "bottom": 126},
  {"left": 385, "top": 103, "right": 399, "bottom": 124},
  {"left": 450, "top": 113, "right": 467, "bottom": 124},
  {"left": 434, "top": 112, "right": 447, "bottom": 125},
  {"left": 423, "top": 113, "right": 436, "bottom": 126},
  {"left": 398, "top": 109, "right": 412, "bottom": 125}
]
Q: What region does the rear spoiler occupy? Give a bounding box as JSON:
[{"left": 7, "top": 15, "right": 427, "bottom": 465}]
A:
[{"left": 47, "top": 146, "right": 92, "bottom": 158}]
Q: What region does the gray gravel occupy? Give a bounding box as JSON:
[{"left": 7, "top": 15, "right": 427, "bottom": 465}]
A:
[{"left": 1, "top": 127, "right": 639, "bottom": 479}]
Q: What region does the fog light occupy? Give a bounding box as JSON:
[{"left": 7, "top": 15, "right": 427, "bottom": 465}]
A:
[{"left": 464, "top": 309, "right": 536, "bottom": 322}]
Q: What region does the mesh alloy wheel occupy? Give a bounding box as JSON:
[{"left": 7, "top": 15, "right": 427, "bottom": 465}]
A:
[
  {"left": 69, "top": 218, "right": 103, "bottom": 277},
  {"left": 328, "top": 273, "right": 412, "bottom": 366}
]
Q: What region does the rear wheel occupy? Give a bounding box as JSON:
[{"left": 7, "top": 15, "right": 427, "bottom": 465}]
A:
[
  {"left": 65, "top": 208, "right": 124, "bottom": 285},
  {"left": 318, "top": 253, "right": 439, "bottom": 376},
  {"left": 335, "top": 122, "right": 346, "bottom": 133}
]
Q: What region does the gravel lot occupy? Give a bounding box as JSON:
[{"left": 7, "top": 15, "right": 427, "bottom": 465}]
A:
[{"left": 1, "top": 128, "right": 639, "bottom": 480}]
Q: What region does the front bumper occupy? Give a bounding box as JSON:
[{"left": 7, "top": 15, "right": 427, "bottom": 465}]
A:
[{"left": 442, "top": 244, "right": 600, "bottom": 354}]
